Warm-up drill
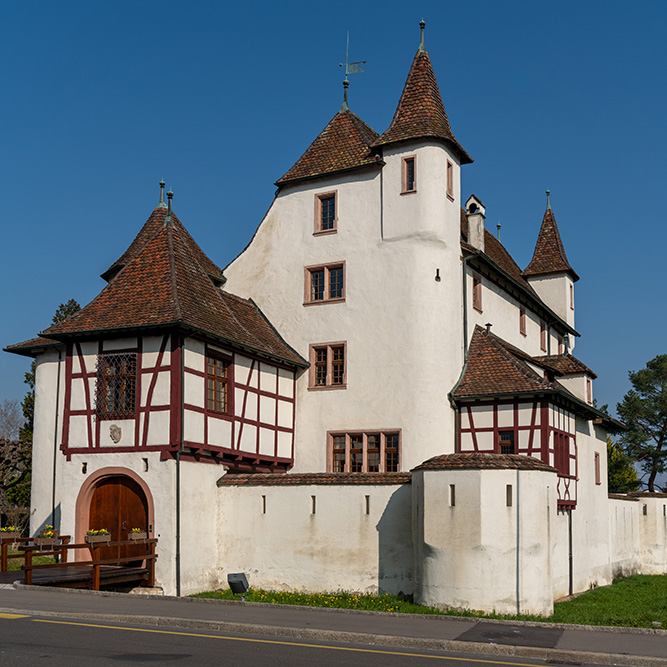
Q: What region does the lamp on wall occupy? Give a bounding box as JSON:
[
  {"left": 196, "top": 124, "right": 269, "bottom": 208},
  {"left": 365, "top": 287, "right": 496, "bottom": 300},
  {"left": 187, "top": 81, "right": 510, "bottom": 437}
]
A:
[{"left": 227, "top": 572, "right": 249, "bottom": 600}]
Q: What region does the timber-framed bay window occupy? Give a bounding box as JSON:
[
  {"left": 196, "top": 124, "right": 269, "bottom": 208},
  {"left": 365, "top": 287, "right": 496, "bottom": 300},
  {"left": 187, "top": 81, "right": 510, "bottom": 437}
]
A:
[
  {"left": 328, "top": 430, "right": 400, "bottom": 473},
  {"left": 304, "top": 262, "right": 345, "bottom": 305},
  {"left": 309, "top": 342, "right": 346, "bottom": 390},
  {"left": 206, "top": 350, "right": 232, "bottom": 414},
  {"left": 96, "top": 352, "right": 137, "bottom": 419}
]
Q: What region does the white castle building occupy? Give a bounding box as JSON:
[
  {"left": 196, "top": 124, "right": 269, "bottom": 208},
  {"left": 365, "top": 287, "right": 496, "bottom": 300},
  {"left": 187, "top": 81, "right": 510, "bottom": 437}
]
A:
[{"left": 7, "top": 24, "right": 667, "bottom": 615}]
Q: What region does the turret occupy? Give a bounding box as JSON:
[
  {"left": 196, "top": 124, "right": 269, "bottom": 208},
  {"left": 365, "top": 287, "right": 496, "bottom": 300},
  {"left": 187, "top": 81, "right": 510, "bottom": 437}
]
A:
[{"left": 522, "top": 191, "right": 578, "bottom": 329}]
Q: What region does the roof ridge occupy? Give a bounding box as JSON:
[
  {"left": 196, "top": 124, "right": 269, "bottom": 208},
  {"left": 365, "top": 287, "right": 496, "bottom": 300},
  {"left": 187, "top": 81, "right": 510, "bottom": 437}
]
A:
[{"left": 166, "top": 223, "right": 183, "bottom": 322}]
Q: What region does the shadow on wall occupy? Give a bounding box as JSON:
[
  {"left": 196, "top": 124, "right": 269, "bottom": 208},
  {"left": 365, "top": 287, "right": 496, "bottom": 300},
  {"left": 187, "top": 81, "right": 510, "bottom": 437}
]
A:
[{"left": 376, "top": 485, "right": 414, "bottom": 596}]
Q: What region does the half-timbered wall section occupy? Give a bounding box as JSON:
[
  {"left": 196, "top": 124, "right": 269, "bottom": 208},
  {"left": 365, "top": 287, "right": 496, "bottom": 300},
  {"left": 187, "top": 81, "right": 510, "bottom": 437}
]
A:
[
  {"left": 61, "top": 334, "right": 297, "bottom": 471},
  {"left": 182, "top": 339, "right": 295, "bottom": 471},
  {"left": 458, "top": 399, "right": 577, "bottom": 507},
  {"left": 62, "top": 335, "right": 173, "bottom": 457}
]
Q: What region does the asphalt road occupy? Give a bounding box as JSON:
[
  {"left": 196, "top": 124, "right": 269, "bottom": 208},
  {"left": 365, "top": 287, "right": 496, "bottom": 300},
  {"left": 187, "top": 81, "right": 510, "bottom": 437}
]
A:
[{"left": 0, "top": 613, "right": 621, "bottom": 667}]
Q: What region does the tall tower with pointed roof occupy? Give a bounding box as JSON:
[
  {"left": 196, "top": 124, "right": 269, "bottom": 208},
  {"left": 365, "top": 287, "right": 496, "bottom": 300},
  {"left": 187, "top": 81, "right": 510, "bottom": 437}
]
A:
[{"left": 225, "top": 22, "right": 474, "bottom": 472}]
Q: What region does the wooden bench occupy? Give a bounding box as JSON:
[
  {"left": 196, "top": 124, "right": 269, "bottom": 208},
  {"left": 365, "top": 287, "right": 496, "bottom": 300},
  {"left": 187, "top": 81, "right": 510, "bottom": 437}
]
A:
[{"left": 20, "top": 539, "right": 157, "bottom": 590}]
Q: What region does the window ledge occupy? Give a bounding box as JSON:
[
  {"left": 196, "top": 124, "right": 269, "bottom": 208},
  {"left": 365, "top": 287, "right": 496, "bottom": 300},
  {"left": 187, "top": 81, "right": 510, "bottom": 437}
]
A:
[
  {"left": 446, "top": 192, "right": 455, "bottom": 202},
  {"left": 313, "top": 228, "right": 337, "bottom": 237},
  {"left": 308, "top": 384, "right": 347, "bottom": 392},
  {"left": 400, "top": 189, "right": 417, "bottom": 196},
  {"left": 472, "top": 305, "right": 483, "bottom": 314},
  {"left": 303, "top": 298, "right": 346, "bottom": 307}
]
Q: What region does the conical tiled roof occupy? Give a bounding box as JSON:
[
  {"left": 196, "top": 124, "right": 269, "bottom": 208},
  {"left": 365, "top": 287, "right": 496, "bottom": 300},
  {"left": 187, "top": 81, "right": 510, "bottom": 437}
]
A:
[
  {"left": 276, "top": 109, "right": 382, "bottom": 185},
  {"left": 523, "top": 208, "right": 579, "bottom": 282},
  {"left": 43, "top": 209, "right": 306, "bottom": 367},
  {"left": 373, "top": 47, "right": 472, "bottom": 164},
  {"left": 101, "top": 206, "right": 224, "bottom": 285}
]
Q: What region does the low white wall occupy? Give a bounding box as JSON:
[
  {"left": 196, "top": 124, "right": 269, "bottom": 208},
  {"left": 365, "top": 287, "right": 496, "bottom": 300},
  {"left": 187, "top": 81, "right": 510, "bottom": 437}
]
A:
[
  {"left": 413, "top": 467, "right": 556, "bottom": 616},
  {"left": 217, "top": 483, "right": 413, "bottom": 595},
  {"left": 634, "top": 494, "right": 667, "bottom": 574},
  {"left": 607, "top": 497, "right": 641, "bottom": 578}
]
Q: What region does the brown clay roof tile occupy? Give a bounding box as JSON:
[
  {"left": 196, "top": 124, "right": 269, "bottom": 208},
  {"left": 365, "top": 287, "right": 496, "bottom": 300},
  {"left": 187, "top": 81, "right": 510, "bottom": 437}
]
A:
[
  {"left": 3, "top": 336, "right": 60, "bottom": 357},
  {"left": 373, "top": 49, "right": 472, "bottom": 164},
  {"left": 535, "top": 354, "right": 597, "bottom": 379},
  {"left": 42, "top": 209, "right": 306, "bottom": 368},
  {"left": 523, "top": 208, "right": 579, "bottom": 281},
  {"left": 412, "top": 452, "right": 556, "bottom": 472},
  {"left": 276, "top": 109, "right": 382, "bottom": 185},
  {"left": 217, "top": 472, "right": 412, "bottom": 486}
]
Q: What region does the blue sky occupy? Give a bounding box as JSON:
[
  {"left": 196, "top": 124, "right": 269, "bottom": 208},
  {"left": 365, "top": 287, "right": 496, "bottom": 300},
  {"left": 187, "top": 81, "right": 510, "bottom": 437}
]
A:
[{"left": 1, "top": 1, "right": 666, "bottom": 419}]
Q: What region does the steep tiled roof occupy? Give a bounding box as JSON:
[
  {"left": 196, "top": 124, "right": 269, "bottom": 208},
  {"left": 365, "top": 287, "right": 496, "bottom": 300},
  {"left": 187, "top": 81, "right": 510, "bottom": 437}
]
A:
[
  {"left": 452, "top": 326, "right": 560, "bottom": 399},
  {"left": 412, "top": 452, "right": 556, "bottom": 472},
  {"left": 217, "top": 472, "right": 412, "bottom": 486},
  {"left": 42, "top": 209, "right": 306, "bottom": 368},
  {"left": 101, "top": 206, "right": 224, "bottom": 285},
  {"left": 373, "top": 49, "right": 472, "bottom": 164},
  {"left": 523, "top": 208, "right": 579, "bottom": 282},
  {"left": 4, "top": 336, "right": 60, "bottom": 357},
  {"left": 276, "top": 109, "right": 382, "bottom": 185},
  {"left": 535, "top": 354, "right": 597, "bottom": 379},
  {"left": 460, "top": 209, "right": 535, "bottom": 292}
]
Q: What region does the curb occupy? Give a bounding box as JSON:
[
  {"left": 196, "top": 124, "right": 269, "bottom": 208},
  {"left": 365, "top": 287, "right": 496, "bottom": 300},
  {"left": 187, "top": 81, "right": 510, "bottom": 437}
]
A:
[{"left": 1, "top": 604, "right": 666, "bottom": 667}]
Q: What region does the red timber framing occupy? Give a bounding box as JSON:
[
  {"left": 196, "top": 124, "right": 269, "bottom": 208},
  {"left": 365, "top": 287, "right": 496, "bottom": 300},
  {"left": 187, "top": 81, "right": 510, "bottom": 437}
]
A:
[
  {"left": 61, "top": 335, "right": 174, "bottom": 459},
  {"left": 458, "top": 398, "right": 578, "bottom": 508},
  {"left": 60, "top": 334, "right": 297, "bottom": 472},
  {"left": 179, "top": 344, "right": 296, "bottom": 472}
]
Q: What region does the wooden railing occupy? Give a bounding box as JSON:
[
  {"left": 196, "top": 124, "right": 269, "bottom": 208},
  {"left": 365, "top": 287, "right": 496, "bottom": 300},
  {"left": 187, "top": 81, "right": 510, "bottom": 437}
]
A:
[
  {"left": 21, "top": 539, "right": 158, "bottom": 590},
  {"left": 0, "top": 535, "right": 71, "bottom": 572}
]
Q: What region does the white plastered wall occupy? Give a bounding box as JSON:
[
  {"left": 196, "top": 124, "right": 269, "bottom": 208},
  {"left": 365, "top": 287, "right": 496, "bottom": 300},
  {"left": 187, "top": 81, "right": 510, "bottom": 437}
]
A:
[
  {"left": 217, "top": 483, "right": 413, "bottom": 595},
  {"left": 526, "top": 273, "right": 575, "bottom": 330},
  {"left": 413, "top": 467, "right": 556, "bottom": 616},
  {"left": 224, "top": 140, "right": 464, "bottom": 472}
]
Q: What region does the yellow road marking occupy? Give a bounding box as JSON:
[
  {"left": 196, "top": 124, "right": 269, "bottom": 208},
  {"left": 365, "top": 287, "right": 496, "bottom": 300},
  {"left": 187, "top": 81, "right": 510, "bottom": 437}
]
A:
[
  {"left": 34, "top": 619, "right": 541, "bottom": 666},
  {"left": 0, "top": 613, "right": 30, "bottom": 619}
]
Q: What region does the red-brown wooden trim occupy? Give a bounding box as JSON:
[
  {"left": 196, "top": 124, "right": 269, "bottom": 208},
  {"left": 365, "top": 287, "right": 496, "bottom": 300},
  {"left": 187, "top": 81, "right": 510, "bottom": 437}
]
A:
[
  {"left": 74, "top": 342, "right": 95, "bottom": 449},
  {"left": 170, "top": 334, "right": 182, "bottom": 448},
  {"left": 141, "top": 334, "right": 169, "bottom": 447},
  {"left": 62, "top": 343, "right": 73, "bottom": 448}
]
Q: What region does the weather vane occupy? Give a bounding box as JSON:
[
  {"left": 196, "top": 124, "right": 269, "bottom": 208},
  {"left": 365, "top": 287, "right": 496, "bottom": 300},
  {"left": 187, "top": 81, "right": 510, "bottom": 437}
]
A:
[{"left": 339, "top": 31, "right": 366, "bottom": 82}]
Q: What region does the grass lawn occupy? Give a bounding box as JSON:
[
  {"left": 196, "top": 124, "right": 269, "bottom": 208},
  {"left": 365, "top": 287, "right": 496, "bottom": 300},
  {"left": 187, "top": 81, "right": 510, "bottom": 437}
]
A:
[
  {"left": 5, "top": 551, "right": 56, "bottom": 572},
  {"left": 192, "top": 575, "right": 667, "bottom": 628}
]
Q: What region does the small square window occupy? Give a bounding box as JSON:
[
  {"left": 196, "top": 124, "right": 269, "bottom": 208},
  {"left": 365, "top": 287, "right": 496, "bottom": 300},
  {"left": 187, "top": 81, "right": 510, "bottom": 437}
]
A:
[
  {"left": 305, "top": 263, "right": 345, "bottom": 305},
  {"left": 315, "top": 192, "right": 337, "bottom": 235},
  {"left": 309, "top": 342, "right": 346, "bottom": 390},
  {"left": 206, "top": 351, "right": 232, "bottom": 414},
  {"left": 499, "top": 430, "right": 515, "bottom": 454},
  {"left": 402, "top": 156, "right": 416, "bottom": 193}
]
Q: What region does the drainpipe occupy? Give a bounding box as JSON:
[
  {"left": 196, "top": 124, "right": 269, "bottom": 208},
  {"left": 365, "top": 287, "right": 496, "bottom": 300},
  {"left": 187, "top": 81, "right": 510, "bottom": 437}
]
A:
[
  {"left": 379, "top": 166, "right": 384, "bottom": 240},
  {"left": 175, "top": 333, "right": 186, "bottom": 597},
  {"left": 462, "top": 256, "right": 473, "bottom": 354},
  {"left": 568, "top": 508, "right": 573, "bottom": 596},
  {"left": 51, "top": 350, "right": 63, "bottom": 527},
  {"left": 515, "top": 468, "right": 521, "bottom": 615}
]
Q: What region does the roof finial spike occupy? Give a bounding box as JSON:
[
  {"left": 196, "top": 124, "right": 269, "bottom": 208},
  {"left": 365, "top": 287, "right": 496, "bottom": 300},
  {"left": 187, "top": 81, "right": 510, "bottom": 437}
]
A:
[
  {"left": 418, "top": 19, "right": 427, "bottom": 53},
  {"left": 158, "top": 180, "right": 167, "bottom": 208},
  {"left": 546, "top": 189, "right": 552, "bottom": 210},
  {"left": 340, "top": 78, "right": 349, "bottom": 112},
  {"left": 496, "top": 222, "right": 501, "bottom": 240},
  {"left": 165, "top": 188, "right": 174, "bottom": 225}
]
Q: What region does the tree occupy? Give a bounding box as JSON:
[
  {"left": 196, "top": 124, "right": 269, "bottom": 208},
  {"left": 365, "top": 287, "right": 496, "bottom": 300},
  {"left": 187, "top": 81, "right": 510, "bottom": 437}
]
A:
[
  {"left": 0, "top": 399, "right": 22, "bottom": 440},
  {"left": 607, "top": 436, "right": 640, "bottom": 493},
  {"left": 616, "top": 354, "right": 667, "bottom": 492},
  {"left": 20, "top": 299, "right": 80, "bottom": 442}
]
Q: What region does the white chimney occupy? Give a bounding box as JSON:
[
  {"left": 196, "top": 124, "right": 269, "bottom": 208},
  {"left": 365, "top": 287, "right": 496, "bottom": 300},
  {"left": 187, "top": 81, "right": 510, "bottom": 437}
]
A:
[{"left": 465, "top": 195, "right": 486, "bottom": 253}]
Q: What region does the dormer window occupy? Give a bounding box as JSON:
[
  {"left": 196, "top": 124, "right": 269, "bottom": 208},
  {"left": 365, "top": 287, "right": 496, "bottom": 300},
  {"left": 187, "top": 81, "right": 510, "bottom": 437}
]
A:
[
  {"left": 315, "top": 192, "right": 337, "bottom": 235},
  {"left": 402, "top": 156, "right": 416, "bottom": 193}
]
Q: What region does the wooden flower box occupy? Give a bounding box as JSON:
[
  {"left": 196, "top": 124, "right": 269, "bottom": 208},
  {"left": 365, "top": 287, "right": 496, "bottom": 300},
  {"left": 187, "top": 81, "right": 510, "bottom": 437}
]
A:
[
  {"left": 34, "top": 537, "right": 57, "bottom": 548},
  {"left": 85, "top": 534, "right": 111, "bottom": 545},
  {"left": 128, "top": 531, "right": 147, "bottom": 541},
  {"left": 0, "top": 532, "right": 19, "bottom": 543}
]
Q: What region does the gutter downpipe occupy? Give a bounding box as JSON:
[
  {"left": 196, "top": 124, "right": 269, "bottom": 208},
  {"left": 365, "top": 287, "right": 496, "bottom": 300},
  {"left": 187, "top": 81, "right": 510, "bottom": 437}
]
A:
[
  {"left": 175, "top": 334, "right": 186, "bottom": 597},
  {"left": 51, "top": 350, "right": 63, "bottom": 527},
  {"left": 516, "top": 468, "right": 521, "bottom": 615},
  {"left": 462, "top": 255, "right": 473, "bottom": 355},
  {"left": 568, "top": 508, "right": 573, "bottom": 596}
]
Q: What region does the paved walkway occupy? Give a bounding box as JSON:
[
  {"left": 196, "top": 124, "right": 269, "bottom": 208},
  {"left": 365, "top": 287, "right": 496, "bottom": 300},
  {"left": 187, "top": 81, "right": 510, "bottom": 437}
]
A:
[{"left": 0, "top": 583, "right": 665, "bottom": 666}]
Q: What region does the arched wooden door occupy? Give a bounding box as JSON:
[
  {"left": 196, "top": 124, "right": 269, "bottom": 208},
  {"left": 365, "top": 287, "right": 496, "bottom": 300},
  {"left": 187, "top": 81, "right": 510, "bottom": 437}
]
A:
[{"left": 89, "top": 476, "right": 148, "bottom": 562}]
